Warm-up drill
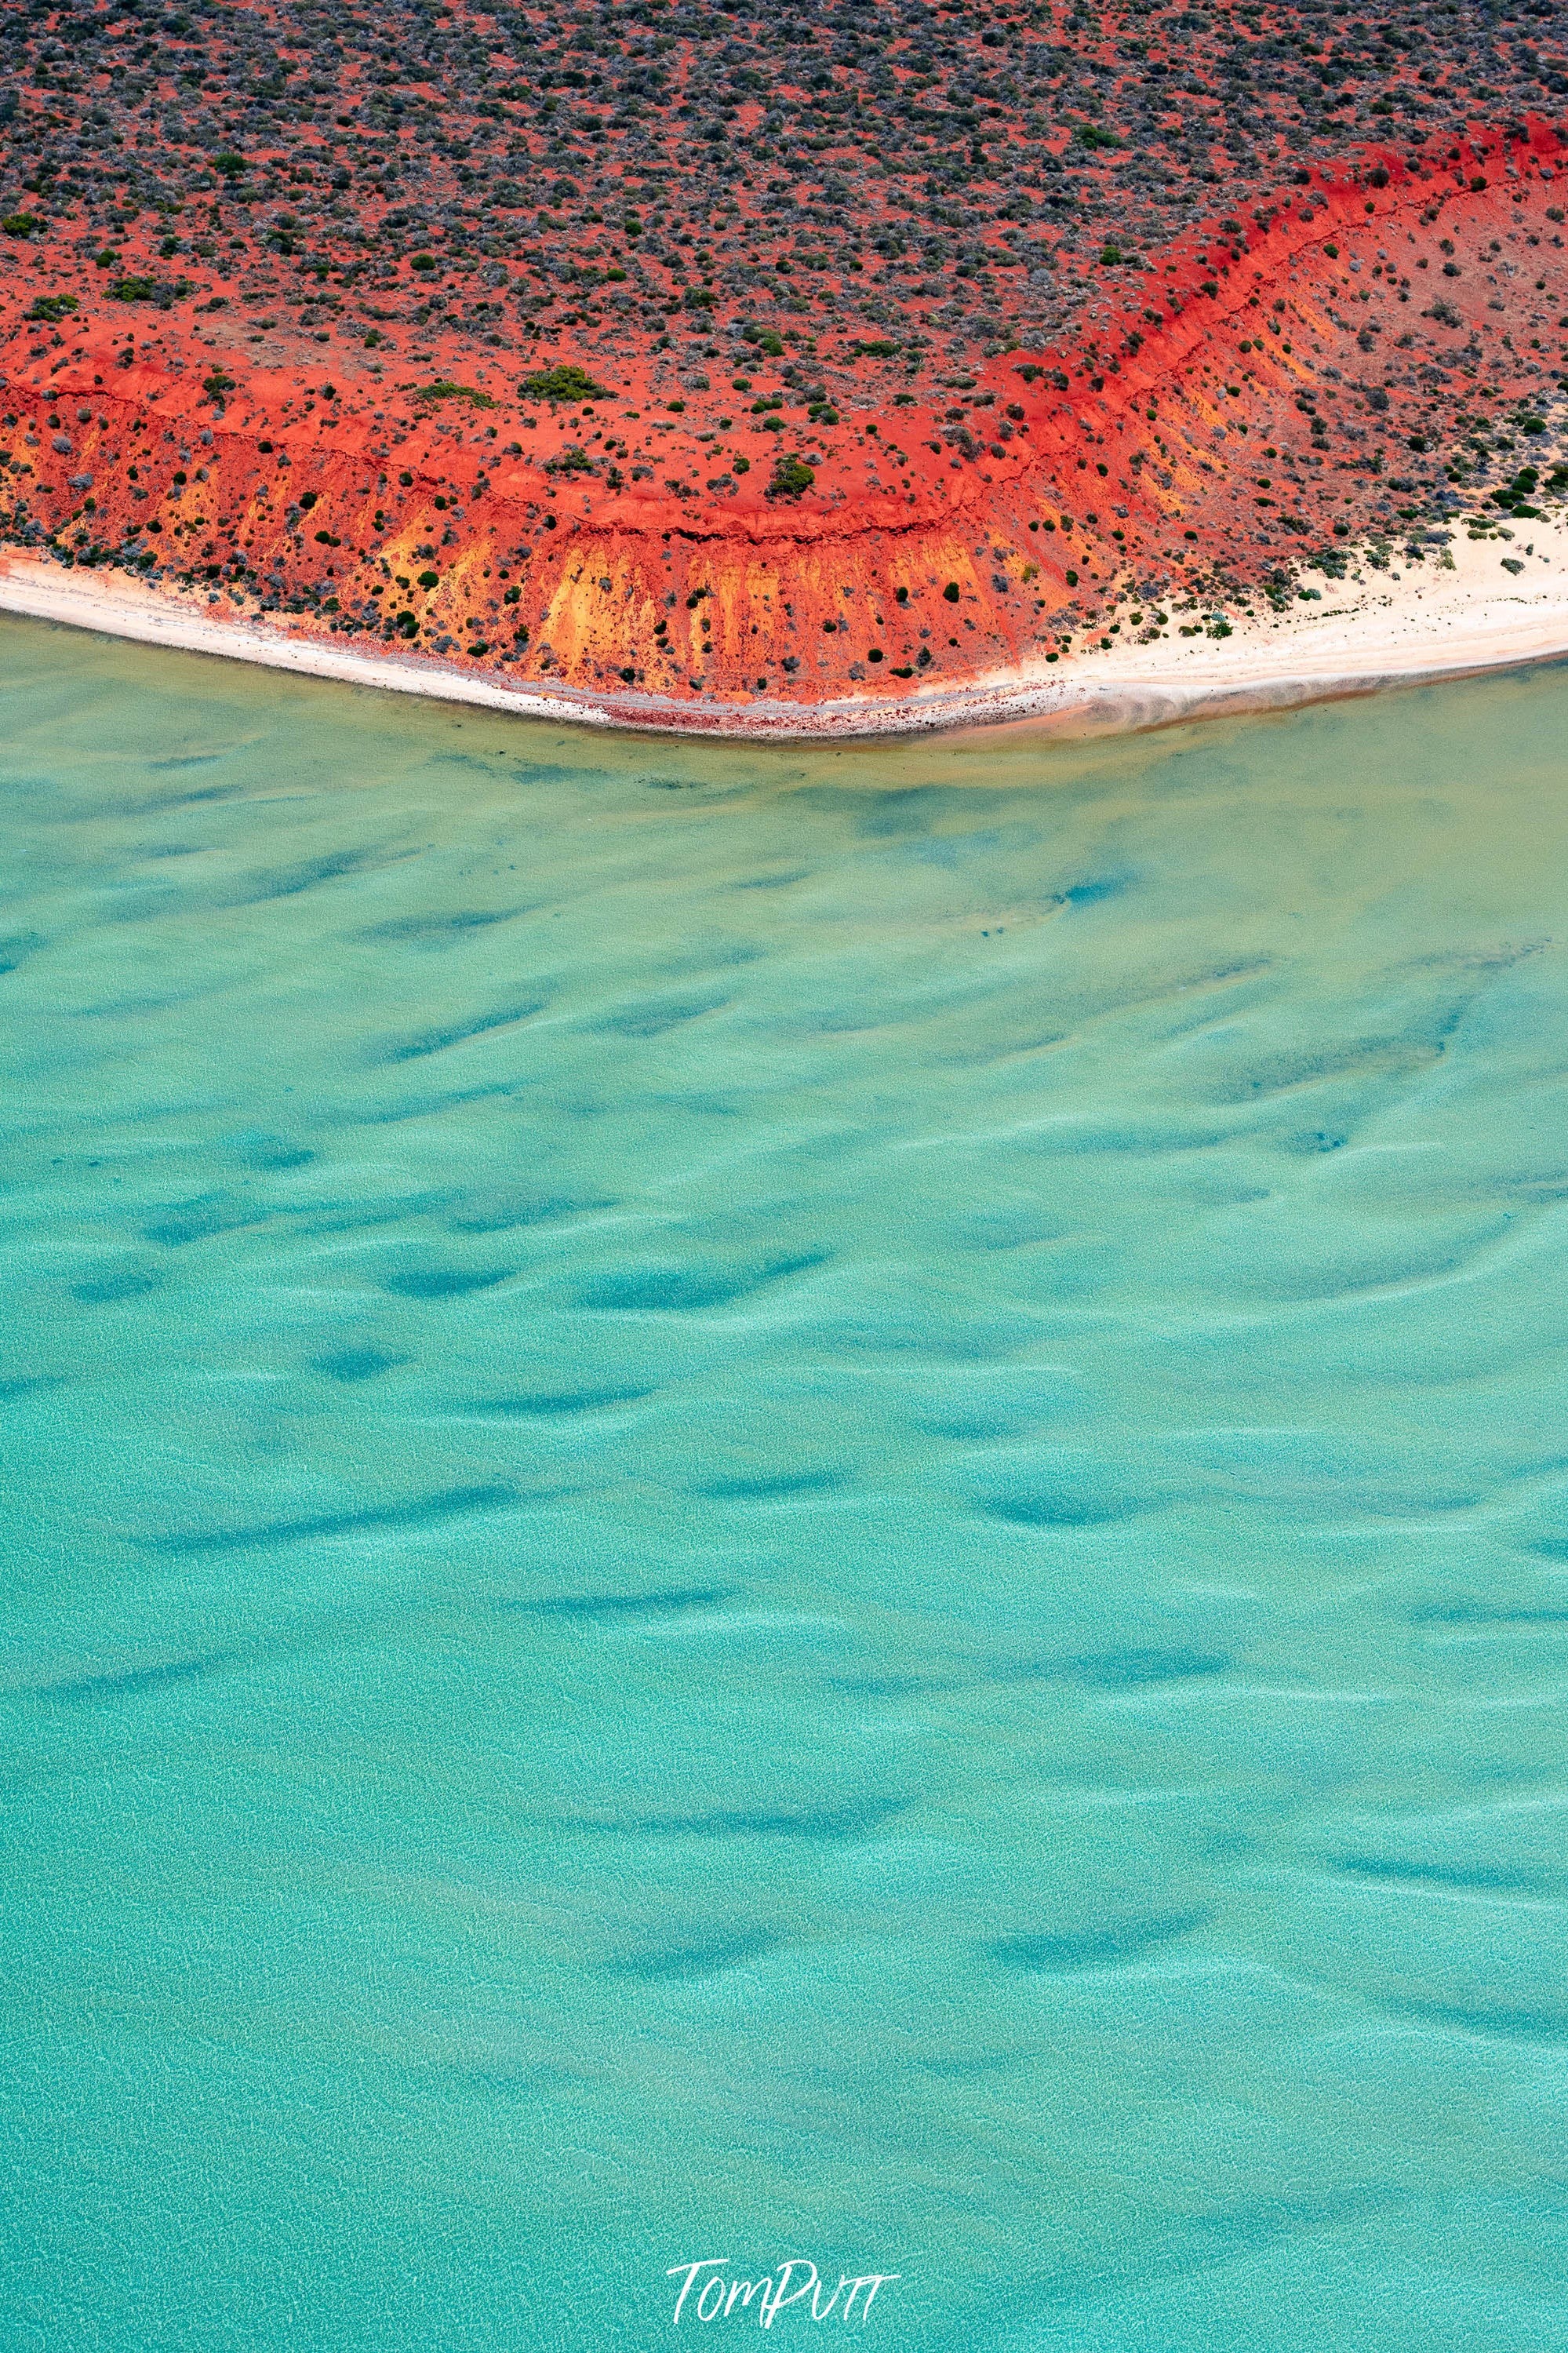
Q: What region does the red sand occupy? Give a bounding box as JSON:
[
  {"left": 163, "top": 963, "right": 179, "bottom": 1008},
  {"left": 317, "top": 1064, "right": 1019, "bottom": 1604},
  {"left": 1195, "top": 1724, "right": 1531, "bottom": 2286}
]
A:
[{"left": 4, "top": 1, "right": 1568, "bottom": 723}]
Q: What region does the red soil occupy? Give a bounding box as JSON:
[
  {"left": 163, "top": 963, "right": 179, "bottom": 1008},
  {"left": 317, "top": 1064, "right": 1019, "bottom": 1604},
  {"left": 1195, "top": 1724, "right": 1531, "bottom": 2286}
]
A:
[{"left": 3, "top": 0, "right": 1568, "bottom": 719}]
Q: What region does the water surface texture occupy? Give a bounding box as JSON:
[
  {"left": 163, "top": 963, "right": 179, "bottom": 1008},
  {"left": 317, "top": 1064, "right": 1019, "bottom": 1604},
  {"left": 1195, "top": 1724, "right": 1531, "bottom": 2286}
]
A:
[{"left": 4, "top": 619, "right": 1568, "bottom": 2352}]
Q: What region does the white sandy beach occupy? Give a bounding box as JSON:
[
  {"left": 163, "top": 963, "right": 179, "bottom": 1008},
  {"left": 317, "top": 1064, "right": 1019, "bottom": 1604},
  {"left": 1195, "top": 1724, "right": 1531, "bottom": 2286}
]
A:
[{"left": 2, "top": 514, "right": 1566, "bottom": 739}]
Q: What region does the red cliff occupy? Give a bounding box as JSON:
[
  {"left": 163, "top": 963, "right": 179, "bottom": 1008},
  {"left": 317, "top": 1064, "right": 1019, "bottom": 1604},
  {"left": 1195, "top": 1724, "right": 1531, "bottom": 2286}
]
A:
[{"left": 3, "top": 2, "right": 1566, "bottom": 722}]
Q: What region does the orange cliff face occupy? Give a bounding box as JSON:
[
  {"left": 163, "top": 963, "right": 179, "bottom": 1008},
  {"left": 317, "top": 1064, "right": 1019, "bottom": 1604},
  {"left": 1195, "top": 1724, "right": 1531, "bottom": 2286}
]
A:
[{"left": 3, "top": 0, "right": 1568, "bottom": 725}]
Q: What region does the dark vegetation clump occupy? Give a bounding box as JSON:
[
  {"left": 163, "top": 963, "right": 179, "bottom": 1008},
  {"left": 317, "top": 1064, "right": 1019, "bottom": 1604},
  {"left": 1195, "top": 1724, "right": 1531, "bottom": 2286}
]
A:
[
  {"left": 518, "top": 364, "right": 613, "bottom": 402},
  {"left": 767, "top": 453, "right": 816, "bottom": 498},
  {"left": 415, "top": 380, "right": 498, "bottom": 409}
]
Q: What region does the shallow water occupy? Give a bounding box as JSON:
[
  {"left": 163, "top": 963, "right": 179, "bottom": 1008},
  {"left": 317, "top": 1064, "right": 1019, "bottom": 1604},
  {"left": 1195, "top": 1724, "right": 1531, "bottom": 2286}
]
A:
[{"left": 3, "top": 617, "right": 1568, "bottom": 2351}]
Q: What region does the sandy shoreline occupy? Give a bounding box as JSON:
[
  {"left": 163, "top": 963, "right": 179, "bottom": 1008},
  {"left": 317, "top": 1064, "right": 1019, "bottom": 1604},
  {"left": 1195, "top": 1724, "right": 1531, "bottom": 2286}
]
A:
[{"left": 3, "top": 519, "right": 1567, "bottom": 740}]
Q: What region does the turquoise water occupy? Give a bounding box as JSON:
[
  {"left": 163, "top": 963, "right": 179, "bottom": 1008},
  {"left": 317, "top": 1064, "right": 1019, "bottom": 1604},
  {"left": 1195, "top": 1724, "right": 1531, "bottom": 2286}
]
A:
[{"left": 4, "top": 617, "right": 1568, "bottom": 2351}]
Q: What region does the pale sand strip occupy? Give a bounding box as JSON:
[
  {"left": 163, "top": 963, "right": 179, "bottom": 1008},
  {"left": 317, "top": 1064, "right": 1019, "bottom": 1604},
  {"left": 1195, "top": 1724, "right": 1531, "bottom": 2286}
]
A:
[{"left": 2, "top": 516, "right": 1567, "bottom": 740}]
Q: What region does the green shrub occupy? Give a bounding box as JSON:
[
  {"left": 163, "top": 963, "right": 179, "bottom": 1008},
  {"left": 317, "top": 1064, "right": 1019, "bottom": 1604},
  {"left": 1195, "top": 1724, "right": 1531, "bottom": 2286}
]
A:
[
  {"left": 2, "top": 213, "right": 38, "bottom": 237},
  {"left": 413, "top": 381, "right": 497, "bottom": 409},
  {"left": 109, "top": 275, "right": 157, "bottom": 300},
  {"left": 27, "top": 293, "right": 78, "bottom": 322},
  {"left": 767, "top": 453, "right": 815, "bottom": 498},
  {"left": 518, "top": 362, "right": 612, "bottom": 402}
]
